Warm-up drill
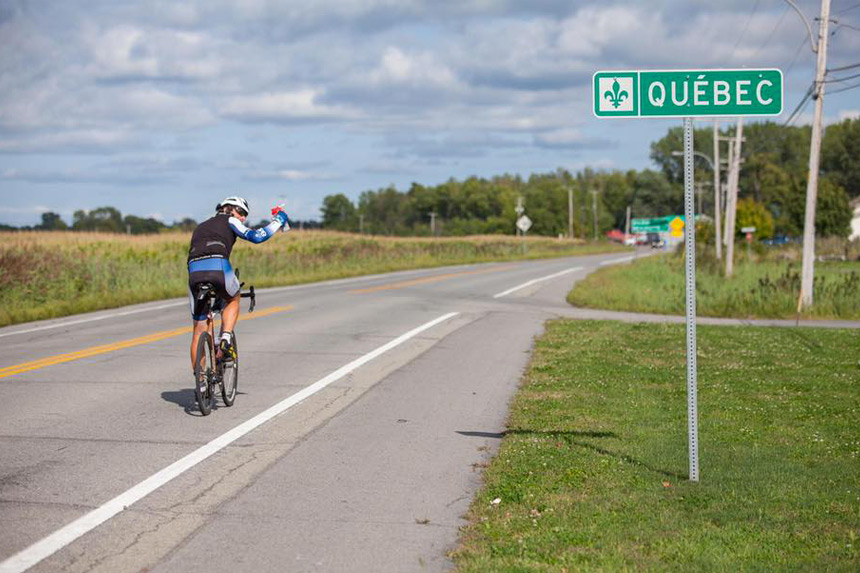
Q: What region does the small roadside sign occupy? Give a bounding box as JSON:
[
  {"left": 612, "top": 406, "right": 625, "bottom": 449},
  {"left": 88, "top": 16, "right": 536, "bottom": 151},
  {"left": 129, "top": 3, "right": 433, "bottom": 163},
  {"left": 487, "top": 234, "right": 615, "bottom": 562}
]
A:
[
  {"left": 741, "top": 226, "right": 756, "bottom": 233},
  {"left": 516, "top": 215, "right": 532, "bottom": 233},
  {"left": 593, "top": 69, "right": 783, "bottom": 118},
  {"left": 669, "top": 217, "right": 685, "bottom": 238}
]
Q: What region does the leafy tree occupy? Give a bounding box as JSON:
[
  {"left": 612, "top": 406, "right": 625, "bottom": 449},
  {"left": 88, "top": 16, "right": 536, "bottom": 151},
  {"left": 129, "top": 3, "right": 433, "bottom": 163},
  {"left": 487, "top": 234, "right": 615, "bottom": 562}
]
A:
[
  {"left": 73, "top": 207, "right": 123, "bottom": 232},
  {"left": 598, "top": 171, "right": 634, "bottom": 230},
  {"left": 35, "top": 212, "right": 68, "bottom": 230},
  {"left": 741, "top": 156, "right": 802, "bottom": 237},
  {"left": 649, "top": 125, "right": 718, "bottom": 184},
  {"left": 822, "top": 117, "right": 860, "bottom": 199},
  {"left": 359, "top": 186, "right": 406, "bottom": 235},
  {"left": 630, "top": 169, "right": 682, "bottom": 218},
  {"left": 321, "top": 194, "right": 357, "bottom": 231},
  {"left": 815, "top": 177, "right": 851, "bottom": 238},
  {"left": 742, "top": 122, "right": 809, "bottom": 179},
  {"left": 172, "top": 218, "right": 198, "bottom": 232},
  {"left": 123, "top": 215, "right": 165, "bottom": 235},
  {"left": 735, "top": 198, "right": 775, "bottom": 239}
]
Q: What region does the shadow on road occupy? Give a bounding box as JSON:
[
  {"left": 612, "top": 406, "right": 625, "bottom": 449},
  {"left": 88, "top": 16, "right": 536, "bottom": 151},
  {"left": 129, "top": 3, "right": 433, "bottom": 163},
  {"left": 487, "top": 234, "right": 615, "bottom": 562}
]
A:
[
  {"left": 161, "top": 389, "right": 249, "bottom": 416},
  {"left": 161, "top": 389, "right": 204, "bottom": 416}
]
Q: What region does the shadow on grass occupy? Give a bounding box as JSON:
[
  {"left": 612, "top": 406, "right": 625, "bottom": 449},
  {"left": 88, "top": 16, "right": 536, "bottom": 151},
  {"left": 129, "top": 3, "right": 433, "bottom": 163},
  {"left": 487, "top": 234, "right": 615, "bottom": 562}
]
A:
[
  {"left": 783, "top": 327, "right": 825, "bottom": 350},
  {"left": 460, "top": 428, "right": 687, "bottom": 480}
]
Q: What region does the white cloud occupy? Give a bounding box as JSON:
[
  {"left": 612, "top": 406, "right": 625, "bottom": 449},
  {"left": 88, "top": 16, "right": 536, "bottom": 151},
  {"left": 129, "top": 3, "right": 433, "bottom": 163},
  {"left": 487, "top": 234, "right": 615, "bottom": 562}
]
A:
[
  {"left": 0, "top": 129, "right": 137, "bottom": 154},
  {"left": 220, "top": 90, "right": 358, "bottom": 123},
  {"left": 372, "top": 47, "right": 457, "bottom": 87},
  {"left": 85, "top": 25, "right": 222, "bottom": 81}
]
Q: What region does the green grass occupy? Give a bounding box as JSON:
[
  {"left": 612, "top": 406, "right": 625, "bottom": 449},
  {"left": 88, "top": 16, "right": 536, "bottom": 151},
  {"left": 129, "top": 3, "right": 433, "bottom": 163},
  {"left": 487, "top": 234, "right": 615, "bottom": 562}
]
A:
[
  {"left": 453, "top": 320, "right": 860, "bottom": 572},
  {"left": 0, "top": 230, "right": 626, "bottom": 327},
  {"left": 568, "top": 249, "right": 860, "bottom": 320}
]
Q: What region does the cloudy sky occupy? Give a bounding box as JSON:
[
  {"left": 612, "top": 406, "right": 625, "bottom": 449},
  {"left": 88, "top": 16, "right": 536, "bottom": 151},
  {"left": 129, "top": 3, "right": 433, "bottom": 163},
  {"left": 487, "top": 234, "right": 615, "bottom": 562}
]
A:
[{"left": 1, "top": 0, "right": 859, "bottom": 226}]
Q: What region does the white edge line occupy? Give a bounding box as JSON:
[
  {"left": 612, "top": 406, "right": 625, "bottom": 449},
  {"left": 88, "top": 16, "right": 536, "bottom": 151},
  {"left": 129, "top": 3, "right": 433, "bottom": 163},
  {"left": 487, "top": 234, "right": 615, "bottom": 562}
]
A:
[
  {"left": 0, "top": 311, "right": 460, "bottom": 573},
  {"left": 492, "top": 267, "right": 582, "bottom": 299},
  {"left": 598, "top": 255, "right": 635, "bottom": 267},
  {"left": 0, "top": 302, "right": 186, "bottom": 340}
]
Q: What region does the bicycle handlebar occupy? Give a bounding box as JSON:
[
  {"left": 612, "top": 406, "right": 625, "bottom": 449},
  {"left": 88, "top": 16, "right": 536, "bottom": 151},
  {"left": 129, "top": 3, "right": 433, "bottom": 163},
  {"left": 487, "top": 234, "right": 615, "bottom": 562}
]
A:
[{"left": 240, "top": 285, "right": 256, "bottom": 313}]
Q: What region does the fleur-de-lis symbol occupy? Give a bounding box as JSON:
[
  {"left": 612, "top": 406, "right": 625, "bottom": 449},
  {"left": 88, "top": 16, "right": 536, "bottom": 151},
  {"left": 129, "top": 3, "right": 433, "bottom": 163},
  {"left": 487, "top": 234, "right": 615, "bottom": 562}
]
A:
[{"left": 604, "top": 78, "right": 629, "bottom": 109}]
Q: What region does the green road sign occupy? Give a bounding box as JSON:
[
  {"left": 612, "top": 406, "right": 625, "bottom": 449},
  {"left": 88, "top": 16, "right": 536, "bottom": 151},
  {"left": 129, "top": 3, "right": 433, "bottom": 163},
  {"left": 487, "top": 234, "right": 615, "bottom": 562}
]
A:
[
  {"left": 593, "top": 69, "right": 783, "bottom": 118},
  {"left": 631, "top": 216, "right": 685, "bottom": 233}
]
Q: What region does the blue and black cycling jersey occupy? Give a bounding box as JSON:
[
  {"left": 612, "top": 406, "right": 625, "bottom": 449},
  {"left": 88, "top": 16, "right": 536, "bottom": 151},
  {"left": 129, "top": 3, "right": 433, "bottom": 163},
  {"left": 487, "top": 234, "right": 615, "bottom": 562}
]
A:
[
  {"left": 186, "top": 213, "right": 287, "bottom": 320},
  {"left": 187, "top": 213, "right": 286, "bottom": 263}
]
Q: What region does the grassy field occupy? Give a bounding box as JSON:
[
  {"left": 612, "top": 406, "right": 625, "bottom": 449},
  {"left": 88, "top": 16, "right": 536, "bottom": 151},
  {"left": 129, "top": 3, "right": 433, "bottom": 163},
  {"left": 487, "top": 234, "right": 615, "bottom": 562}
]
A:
[
  {"left": 0, "top": 230, "right": 625, "bottom": 327},
  {"left": 453, "top": 320, "right": 860, "bottom": 572},
  {"left": 568, "top": 247, "right": 860, "bottom": 320}
]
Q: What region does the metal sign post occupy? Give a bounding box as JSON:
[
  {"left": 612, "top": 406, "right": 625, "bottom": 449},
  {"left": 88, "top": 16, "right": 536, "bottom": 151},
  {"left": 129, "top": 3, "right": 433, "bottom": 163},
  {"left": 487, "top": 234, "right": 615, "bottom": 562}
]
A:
[
  {"left": 593, "top": 68, "right": 784, "bottom": 483},
  {"left": 516, "top": 215, "right": 532, "bottom": 255},
  {"left": 682, "top": 118, "right": 699, "bottom": 482}
]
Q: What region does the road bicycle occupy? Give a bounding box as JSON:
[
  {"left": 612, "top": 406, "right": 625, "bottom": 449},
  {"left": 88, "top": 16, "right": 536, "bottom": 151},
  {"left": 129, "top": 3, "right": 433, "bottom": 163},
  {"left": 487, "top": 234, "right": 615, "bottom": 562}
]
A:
[{"left": 192, "top": 275, "right": 255, "bottom": 416}]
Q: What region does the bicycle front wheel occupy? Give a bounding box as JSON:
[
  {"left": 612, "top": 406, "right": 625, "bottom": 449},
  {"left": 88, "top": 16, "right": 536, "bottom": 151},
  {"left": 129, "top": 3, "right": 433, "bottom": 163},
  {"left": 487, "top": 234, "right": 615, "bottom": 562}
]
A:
[
  {"left": 221, "top": 333, "right": 238, "bottom": 406},
  {"left": 194, "top": 332, "right": 216, "bottom": 416}
]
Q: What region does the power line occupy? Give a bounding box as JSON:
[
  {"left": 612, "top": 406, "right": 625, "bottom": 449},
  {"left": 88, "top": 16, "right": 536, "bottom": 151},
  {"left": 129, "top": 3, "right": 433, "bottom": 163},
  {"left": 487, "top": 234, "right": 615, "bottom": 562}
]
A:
[
  {"left": 834, "top": 22, "right": 860, "bottom": 32},
  {"left": 731, "top": 0, "right": 761, "bottom": 59},
  {"left": 827, "top": 80, "right": 860, "bottom": 94},
  {"left": 827, "top": 61, "right": 860, "bottom": 72},
  {"left": 835, "top": 1, "right": 860, "bottom": 15},
  {"left": 783, "top": 84, "right": 814, "bottom": 126},
  {"left": 751, "top": 5, "right": 790, "bottom": 60},
  {"left": 784, "top": 36, "right": 810, "bottom": 75},
  {"left": 824, "top": 71, "right": 860, "bottom": 82}
]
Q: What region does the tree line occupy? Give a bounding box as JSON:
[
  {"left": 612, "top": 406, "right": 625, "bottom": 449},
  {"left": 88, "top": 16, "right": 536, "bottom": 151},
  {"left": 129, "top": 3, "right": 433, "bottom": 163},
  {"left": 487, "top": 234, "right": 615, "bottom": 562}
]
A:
[
  {"left": 2, "top": 206, "right": 321, "bottom": 234},
  {"left": 322, "top": 118, "right": 858, "bottom": 240},
  {"left": 3, "top": 118, "right": 856, "bottom": 239}
]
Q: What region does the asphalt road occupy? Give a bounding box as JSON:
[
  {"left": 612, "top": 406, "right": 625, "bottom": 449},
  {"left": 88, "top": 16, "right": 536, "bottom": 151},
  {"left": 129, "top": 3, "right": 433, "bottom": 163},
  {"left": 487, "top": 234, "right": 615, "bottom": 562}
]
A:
[{"left": 0, "top": 251, "right": 641, "bottom": 573}]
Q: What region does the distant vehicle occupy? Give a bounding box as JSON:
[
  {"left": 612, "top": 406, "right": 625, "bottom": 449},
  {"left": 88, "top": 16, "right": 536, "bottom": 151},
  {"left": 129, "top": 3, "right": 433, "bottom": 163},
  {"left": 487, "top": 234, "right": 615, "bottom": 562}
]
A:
[
  {"left": 647, "top": 232, "right": 664, "bottom": 248},
  {"left": 761, "top": 236, "right": 794, "bottom": 246}
]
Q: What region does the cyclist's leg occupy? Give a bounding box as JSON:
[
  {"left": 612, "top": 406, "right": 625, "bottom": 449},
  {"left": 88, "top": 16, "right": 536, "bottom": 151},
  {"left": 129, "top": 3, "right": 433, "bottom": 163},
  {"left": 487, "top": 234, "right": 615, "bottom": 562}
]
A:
[
  {"left": 188, "top": 279, "right": 213, "bottom": 372},
  {"left": 217, "top": 259, "right": 242, "bottom": 348},
  {"left": 190, "top": 319, "right": 208, "bottom": 372},
  {"left": 220, "top": 294, "right": 241, "bottom": 335}
]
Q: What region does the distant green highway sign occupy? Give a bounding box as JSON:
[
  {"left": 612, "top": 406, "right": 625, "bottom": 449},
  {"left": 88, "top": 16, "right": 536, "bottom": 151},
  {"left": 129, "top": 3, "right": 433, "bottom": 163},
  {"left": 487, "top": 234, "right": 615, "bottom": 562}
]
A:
[
  {"left": 593, "top": 69, "right": 783, "bottom": 118},
  {"left": 631, "top": 216, "right": 685, "bottom": 233}
]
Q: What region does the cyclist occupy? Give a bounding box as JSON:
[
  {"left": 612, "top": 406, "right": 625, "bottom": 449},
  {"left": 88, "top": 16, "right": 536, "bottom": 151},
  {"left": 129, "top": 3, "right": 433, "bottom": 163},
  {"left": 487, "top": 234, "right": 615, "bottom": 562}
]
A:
[{"left": 187, "top": 196, "right": 289, "bottom": 372}]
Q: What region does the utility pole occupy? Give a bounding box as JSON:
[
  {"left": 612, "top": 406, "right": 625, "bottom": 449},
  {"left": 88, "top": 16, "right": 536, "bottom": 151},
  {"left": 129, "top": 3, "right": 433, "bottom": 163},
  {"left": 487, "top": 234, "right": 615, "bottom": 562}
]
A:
[
  {"left": 695, "top": 182, "right": 708, "bottom": 215},
  {"left": 591, "top": 189, "right": 599, "bottom": 241},
  {"left": 722, "top": 139, "right": 734, "bottom": 249},
  {"left": 799, "top": 0, "right": 831, "bottom": 310},
  {"left": 625, "top": 205, "right": 632, "bottom": 239},
  {"left": 568, "top": 186, "right": 574, "bottom": 239},
  {"left": 713, "top": 120, "right": 722, "bottom": 260},
  {"left": 428, "top": 212, "right": 437, "bottom": 236},
  {"left": 725, "top": 119, "right": 743, "bottom": 277}
]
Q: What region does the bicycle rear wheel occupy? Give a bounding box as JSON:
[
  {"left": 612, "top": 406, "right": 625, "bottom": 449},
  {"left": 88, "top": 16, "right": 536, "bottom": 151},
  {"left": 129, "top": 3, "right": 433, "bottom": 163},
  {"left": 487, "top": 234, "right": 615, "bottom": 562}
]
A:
[
  {"left": 221, "top": 333, "right": 238, "bottom": 406},
  {"left": 194, "top": 332, "right": 216, "bottom": 416}
]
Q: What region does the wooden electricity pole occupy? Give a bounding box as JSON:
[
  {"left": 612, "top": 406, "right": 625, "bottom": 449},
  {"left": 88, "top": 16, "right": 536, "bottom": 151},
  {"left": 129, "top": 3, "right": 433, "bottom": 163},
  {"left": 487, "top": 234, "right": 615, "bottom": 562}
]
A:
[
  {"left": 725, "top": 119, "right": 743, "bottom": 277},
  {"left": 799, "top": 0, "right": 831, "bottom": 310},
  {"left": 568, "top": 187, "right": 574, "bottom": 239},
  {"left": 713, "top": 120, "right": 722, "bottom": 260}
]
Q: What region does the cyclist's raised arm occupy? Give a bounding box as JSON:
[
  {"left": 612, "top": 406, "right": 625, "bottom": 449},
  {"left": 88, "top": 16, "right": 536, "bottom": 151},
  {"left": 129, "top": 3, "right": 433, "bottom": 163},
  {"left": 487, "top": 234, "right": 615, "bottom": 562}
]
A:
[{"left": 228, "top": 210, "right": 289, "bottom": 244}]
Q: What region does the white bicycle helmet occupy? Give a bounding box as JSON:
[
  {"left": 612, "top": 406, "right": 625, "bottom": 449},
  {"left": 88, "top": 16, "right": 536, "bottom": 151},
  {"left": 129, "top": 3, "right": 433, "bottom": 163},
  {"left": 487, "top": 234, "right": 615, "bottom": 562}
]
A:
[{"left": 217, "top": 196, "right": 250, "bottom": 216}]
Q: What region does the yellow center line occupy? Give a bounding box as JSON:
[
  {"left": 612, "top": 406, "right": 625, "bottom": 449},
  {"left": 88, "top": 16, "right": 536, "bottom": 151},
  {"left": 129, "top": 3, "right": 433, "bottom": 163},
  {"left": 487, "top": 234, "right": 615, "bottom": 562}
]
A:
[
  {"left": 349, "top": 265, "right": 517, "bottom": 294},
  {"left": 0, "top": 305, "right": 293, "bottom": 380}
]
